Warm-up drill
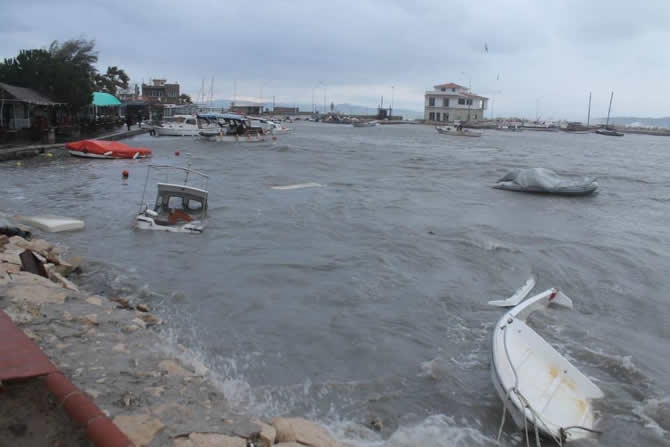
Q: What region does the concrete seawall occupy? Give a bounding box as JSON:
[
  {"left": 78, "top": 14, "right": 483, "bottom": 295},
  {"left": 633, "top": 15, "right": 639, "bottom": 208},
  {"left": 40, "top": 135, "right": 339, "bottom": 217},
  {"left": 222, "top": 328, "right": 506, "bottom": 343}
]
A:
[
  {"left": 0, "top": 128, "right": 148, "bottom": 162},
  {"left": 0, "top": 232, "right": 358, "bottom": 446}
]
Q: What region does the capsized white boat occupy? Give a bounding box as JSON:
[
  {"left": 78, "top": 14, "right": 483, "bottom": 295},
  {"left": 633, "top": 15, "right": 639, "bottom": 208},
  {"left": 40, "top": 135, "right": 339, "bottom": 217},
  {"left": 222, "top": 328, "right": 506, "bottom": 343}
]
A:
[
  {"left": 135, "top": 161, "right": 208, "bottom": 234},
  {"left": 490, "top": 287, "right": 604, "bottom": 444},
  {"left": 14, "top": 215, "right": 85, "bottom": 232}
]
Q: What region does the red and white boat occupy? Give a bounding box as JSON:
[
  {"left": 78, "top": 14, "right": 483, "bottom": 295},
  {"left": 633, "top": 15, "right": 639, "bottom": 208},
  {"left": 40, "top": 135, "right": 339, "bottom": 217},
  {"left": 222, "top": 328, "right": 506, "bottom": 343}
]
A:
[{"left": 65, "top": 140, "right": 152, "bottom": 159}]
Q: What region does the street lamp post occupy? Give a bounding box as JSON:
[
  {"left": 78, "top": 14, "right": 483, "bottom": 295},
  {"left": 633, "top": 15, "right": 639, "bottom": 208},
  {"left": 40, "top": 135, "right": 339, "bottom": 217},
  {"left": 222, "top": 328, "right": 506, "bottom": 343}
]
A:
[
  {"left": 461, "top": 72, "right": 472, "bottom": 121},
  {"left": 260, "top": 81, "right": 271, "bottom": 115},
  {"left": 318, "top": 81, "right": 327, "bottom": 114}
]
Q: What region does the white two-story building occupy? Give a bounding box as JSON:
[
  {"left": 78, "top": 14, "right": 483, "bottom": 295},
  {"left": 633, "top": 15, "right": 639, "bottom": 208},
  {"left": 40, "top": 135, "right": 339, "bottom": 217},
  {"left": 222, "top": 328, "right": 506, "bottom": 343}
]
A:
[{"left": 424, "top": 82, "right": 488, "bottom": 123}]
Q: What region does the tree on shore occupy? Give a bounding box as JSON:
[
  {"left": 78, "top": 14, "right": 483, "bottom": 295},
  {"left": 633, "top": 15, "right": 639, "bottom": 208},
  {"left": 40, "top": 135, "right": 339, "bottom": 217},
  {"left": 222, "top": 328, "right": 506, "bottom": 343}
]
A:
[
  {"left": 0, "top": 38, "right": 131, "bottom": 115},
  {"left": 95, "top": 66, "right": 129, "bottom": 95},
  {"left": 178, "top": 94, "right": 192, "bottom": 104}
]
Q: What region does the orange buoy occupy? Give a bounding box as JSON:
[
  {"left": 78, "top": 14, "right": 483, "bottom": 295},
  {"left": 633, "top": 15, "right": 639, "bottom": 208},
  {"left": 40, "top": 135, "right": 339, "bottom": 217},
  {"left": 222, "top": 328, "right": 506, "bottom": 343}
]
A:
[
  {"left": 122, "top": 170, "right": 129, "bottom": 179},
  {"left": 175, "top": 151, "right": 180, "bottom": 156}
]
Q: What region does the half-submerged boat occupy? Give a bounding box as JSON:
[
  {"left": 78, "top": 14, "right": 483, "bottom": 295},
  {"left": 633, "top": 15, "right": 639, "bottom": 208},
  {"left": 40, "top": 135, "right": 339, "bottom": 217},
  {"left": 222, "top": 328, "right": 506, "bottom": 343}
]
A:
[
  {"left": 66, "top": 140, "right": 152, "bottom": 159},
  {"left": 197, "top": 113, "right": 275, "bottom": 143},
  {"left": 493, "top": 168, "right": 598, "bottom": 196},
  {"left": 435, "top": 125, "right": 482, "bottom": 137},
  {"left": 490, "top": 286, "right": 604, "bottom": 444},
  {"left": 135, "top": 161, "right": 208, "bottom": 234}
]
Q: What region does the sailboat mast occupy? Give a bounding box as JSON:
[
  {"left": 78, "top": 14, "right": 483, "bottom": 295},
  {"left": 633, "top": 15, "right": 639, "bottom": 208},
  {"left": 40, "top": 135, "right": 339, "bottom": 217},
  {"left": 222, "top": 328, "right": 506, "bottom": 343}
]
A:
[
  {"left": 606, "top": 91, "right": 614, "bottom": 128},
  {"left": 587, "top": 92, "right": 592, "bottom": 127}
]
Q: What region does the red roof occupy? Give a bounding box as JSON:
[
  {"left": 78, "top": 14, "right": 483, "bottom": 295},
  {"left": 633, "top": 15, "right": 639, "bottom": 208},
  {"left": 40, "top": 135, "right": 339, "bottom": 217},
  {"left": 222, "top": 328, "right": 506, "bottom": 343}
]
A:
[{"left": 433, "top": 83, "right": 467, "bottom": 90}]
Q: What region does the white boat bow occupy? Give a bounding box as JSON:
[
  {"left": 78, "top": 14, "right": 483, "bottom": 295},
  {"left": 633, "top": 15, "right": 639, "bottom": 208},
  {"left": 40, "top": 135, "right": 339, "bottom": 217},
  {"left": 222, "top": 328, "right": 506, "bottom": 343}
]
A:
[{"left": 491, "top": 288, "right": 604, "bottom": 444}]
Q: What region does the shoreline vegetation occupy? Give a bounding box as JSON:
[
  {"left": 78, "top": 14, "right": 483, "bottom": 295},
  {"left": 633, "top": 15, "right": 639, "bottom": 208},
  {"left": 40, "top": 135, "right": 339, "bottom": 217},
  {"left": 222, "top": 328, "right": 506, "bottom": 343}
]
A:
[{"left": 0, "top": 232, "right": 356, "bottom": 447}]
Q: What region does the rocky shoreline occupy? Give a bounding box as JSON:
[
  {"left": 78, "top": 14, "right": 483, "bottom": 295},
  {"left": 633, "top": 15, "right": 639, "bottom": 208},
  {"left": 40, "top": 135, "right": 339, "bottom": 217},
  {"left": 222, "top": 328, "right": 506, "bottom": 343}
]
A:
[{"left": 0, "top": 233, "right": 354, "bottom": 447}]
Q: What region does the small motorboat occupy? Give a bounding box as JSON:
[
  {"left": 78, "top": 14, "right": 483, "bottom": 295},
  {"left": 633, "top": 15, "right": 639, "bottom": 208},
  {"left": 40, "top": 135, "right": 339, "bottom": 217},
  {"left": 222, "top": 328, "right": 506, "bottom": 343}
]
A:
[
  {"left": 490, "top": 285, "right": 604, "bottom": 444},
  {"left": 595, "top": 128, "right": 624, "bottom": 137},
  {"left": 435, "top": 126, "right": 482, "bottom": 137},
  {"left": 352, "top": 120, "right": 379, "bottom": 128},
  {"left": 66, "top": 140, "right": 152, "bottom": 159},
  {"left": 493, "top": 168, "right": 598, "bottom": 196},
  {"left": 135, "top": 160, "right": 208, "bottom": 234},
  {"left": 154, "top": 115, "right": 201, "bottom": 137}
]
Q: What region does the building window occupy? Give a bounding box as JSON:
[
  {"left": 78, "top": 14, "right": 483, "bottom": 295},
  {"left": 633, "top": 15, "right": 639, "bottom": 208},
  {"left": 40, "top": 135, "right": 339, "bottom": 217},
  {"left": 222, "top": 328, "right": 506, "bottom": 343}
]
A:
[
  {"left": 435, "top": 112, "right": 440, "bottom": 121},
  {"left": 466, "top": 99, "right": 473, "bottom": 106},
  {"left": 443, "top": 98, "right": 449, "bottom": 107},
  {"left": 429, "top": 112, "right": 435, "bottom": 121},
  {"left": 428, "top": 97, "right": 435, "bottom": 106},
  {"left": 458, "top": 98, "right": 466, "bottom": 105},
  {"left": 440, "top": 88, "right": 445, "bottom": 92},
  {"left": 444, "top": 113, "right": 449, "bottom": 121},
  {"left": 452, "top": 88, "right": 456, "bottom": 92},
  {"left": 473, "top": 114, "right": 477, "bottom": 120}
]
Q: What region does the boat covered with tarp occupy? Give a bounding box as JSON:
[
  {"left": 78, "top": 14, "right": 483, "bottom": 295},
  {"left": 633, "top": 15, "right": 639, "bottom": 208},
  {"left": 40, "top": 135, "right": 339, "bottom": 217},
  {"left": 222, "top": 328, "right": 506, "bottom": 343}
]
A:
[
  {"left": 493, "top": 168, "right": 598, "bottom": 196},
  {"left": 66, "top": 140, "right": 152, "bottom": 159}
]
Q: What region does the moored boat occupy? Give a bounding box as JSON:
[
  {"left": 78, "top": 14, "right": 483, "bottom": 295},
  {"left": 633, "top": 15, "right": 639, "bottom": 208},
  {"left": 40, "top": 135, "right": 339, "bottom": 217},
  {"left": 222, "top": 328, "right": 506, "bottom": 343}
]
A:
[
  {"left": 197, "top": 113, "right": 276, "bottom": 143},
  {"left": 595, "top": 128, "right": 624, "bottom": 137},
  {"left": 352, "top": 120, "right": 379, "bottom": 128},
  {"left": 493, "top": 168, "right": 598, "bottom": 196},
  {"left": 154, "top": 115, "right": 201, "bottom": 137},
  {"left": 66, "top": 140, "right": 152, "bottom": 159},
  {"left": 596, "top": 92, "right": 624, "bottom": 137},
  {"left": 435, "top": 125, "right": 482, "bottom": 137}
]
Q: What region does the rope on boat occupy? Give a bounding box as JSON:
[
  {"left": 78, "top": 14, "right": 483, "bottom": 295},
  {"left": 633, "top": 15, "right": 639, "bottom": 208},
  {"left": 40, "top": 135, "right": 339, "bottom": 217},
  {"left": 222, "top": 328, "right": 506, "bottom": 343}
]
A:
[{"left": 497, "top": 322, "right": 566, "bottom": 447}]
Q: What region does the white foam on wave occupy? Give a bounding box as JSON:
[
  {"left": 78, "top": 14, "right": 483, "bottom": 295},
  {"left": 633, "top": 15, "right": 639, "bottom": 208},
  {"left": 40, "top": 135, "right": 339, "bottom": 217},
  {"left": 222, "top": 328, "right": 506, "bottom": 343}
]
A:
[
  {"left": 376, "top": 415, "right": 495, "bottom": 447},
  {"left": 271, "top": 182, "right": 323, "bottom": 190},
  {"left": 633, "top": 395, "right": 670, "bottom": 437}
]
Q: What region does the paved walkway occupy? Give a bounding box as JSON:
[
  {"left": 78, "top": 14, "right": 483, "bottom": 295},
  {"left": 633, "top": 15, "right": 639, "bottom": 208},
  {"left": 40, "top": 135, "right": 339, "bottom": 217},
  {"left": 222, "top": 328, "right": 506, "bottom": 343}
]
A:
[{"left": 0, "top": 126, "right": 148, "bottom": 161}]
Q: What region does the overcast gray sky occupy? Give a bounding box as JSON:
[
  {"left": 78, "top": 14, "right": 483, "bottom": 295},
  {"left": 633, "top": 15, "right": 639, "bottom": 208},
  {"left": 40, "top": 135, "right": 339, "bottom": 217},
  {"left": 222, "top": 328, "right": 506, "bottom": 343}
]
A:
[{"left": 1, "top": 0, "right": 669, "bottom": 119}]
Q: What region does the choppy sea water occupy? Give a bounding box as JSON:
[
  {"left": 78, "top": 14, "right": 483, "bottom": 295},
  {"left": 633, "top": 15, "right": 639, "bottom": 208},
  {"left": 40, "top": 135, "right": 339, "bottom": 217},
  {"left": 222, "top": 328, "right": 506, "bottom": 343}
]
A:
[{"left": 1, "top": 123, "right": 669, "bottom": 446}]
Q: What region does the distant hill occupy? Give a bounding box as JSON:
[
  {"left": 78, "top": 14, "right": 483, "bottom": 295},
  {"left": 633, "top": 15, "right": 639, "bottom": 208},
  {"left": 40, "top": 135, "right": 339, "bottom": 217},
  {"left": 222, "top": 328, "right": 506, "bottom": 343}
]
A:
[{"left": 593, "top": 116, "right": 670, "bottom": 129}]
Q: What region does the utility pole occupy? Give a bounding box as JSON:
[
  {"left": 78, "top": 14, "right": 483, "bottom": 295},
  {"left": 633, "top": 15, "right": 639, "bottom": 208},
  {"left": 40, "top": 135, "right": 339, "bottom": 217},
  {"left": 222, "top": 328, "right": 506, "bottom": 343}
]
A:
[
  {"left": 587, "top": 91, "right": 592, "bottom": 127},
  {"left": 391, "top": 85, "right": 394, "bottom": 118}
]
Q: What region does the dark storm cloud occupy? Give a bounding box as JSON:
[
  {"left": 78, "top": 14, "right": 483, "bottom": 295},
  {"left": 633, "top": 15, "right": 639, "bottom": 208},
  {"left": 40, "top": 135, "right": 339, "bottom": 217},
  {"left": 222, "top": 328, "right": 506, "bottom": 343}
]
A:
[{"left": 1, "top": 0, "right": 668, "bottom": 118}]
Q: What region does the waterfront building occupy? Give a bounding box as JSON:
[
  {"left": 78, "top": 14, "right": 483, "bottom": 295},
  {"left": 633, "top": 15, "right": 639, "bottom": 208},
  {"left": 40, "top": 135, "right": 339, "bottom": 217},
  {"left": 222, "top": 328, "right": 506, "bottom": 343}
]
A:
[
  {"left": 142, "top": 79, "right": 180, "bottom": 104},
  {"left": 424, "top": 82, "right": 488, "bottom": 123}
]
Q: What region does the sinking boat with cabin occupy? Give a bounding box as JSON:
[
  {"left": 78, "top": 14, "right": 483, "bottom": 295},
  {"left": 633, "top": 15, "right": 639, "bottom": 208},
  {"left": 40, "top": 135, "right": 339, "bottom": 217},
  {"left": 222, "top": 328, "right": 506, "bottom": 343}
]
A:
[{"left": 135, "top": 161, "right": 208, "bottom": 233}]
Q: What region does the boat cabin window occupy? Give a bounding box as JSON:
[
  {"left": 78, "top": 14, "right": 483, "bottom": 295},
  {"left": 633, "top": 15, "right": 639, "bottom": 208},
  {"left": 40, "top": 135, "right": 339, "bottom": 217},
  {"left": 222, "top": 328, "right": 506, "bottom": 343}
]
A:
[
  {"left": 185, "top": 199, "right": 202, "bottom": 211},
  {"left": 186, "top": 119, "right": 196, "bottom": 125},
  {"left": 155, "top": 194, "right": 204, "bottom": 214}
]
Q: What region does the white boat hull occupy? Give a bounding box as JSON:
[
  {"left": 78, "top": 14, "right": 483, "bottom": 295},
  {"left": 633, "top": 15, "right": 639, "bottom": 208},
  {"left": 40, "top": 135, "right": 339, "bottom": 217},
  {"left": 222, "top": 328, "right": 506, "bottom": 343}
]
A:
[
  {"left": 14, "top": 215, "right": 85, "bottom": 232},
  {"left": 155, "top": 127, "right": 200, "bottom": 137},
  {"left": 490, "top": 289, "right": 603, "bottom": 442},
  {"left": 200, "top": 133, "right": 275, "bottom": 143},
  {"left": 436, "top": 127, "right": 482, "bottom": 137},
  {"left": 135, "top": 215, "right": 205, "bottom": 234}
]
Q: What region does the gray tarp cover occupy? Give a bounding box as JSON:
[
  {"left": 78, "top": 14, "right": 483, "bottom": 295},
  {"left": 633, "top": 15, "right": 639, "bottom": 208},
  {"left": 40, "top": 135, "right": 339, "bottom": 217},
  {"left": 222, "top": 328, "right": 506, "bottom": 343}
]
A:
[{"left": 494, "top": 168, "right": 598, "bottom": 195}]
